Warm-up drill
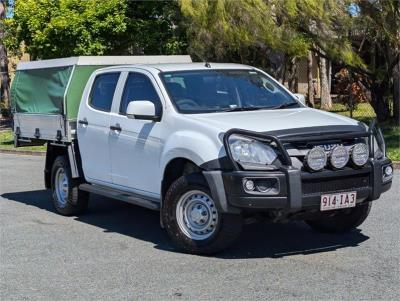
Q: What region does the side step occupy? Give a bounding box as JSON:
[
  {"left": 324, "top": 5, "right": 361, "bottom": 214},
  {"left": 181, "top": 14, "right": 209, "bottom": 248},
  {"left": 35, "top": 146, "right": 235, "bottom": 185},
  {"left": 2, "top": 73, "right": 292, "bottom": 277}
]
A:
[{"left": 79, "top": 184, "right": 160, "bottom": 211}]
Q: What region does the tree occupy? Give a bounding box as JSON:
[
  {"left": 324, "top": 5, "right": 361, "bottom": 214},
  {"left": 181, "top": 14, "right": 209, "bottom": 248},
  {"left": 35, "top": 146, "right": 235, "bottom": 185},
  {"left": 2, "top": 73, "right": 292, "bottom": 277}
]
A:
[
  {"left": 290, "top": 0, "right": 399, "bottom": 122},
  {"left": 5, "top": 0, "right": 128, "bottom": 59},
  {"left": 180, "top": 0, "right": 400, "bottom": 122},
  {"left": 4, "top": 0, "right": 398, "bottom": 123},
  {"left": 179, "top": 0, "right": 311, "bottom": 78},
  {"left": 278, "top": 0, "right": 361, "bottom": 111},
  {"left": 179, "top": 0, "right": 362, "bottom": 92},
  {"left": 4, "top": 0, "right": 187, "bottom": 59},
  {"left": 0, "top": 0, "right": 10, "bottom": 115},
  {"left": 120, "top": 1, "right": 187, "bottom": 55},
  {"left": 394, "top": 56, "right": 400, "bottom": 123},
  {"left": 349, "top": 0, "right": 400, "bottom": 123}
]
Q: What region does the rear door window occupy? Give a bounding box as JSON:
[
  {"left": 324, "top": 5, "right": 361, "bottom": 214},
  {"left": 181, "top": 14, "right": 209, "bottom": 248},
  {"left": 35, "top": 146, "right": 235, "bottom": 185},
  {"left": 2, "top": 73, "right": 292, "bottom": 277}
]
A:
[{"left": 89, "top": 73, "right": 120, "bottom": 112}]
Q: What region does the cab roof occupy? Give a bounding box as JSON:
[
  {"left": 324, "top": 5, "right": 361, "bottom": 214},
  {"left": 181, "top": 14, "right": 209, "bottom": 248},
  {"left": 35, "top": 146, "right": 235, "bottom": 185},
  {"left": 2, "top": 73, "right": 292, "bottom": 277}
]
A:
[
  {"left": 97, "top": 62, "right": 254, "bottom": 74},
  {"left": 149, "top": 62, "right": 254, "bottom": 72}
]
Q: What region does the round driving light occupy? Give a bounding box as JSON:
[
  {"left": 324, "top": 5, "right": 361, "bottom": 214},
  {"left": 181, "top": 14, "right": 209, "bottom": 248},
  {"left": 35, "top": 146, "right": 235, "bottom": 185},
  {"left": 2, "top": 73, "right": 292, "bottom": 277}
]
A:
[
  {"left": 384, "top": 165, "right": 393, "bottom": 176},
  {"left": 244, "top": 179, "right": 255, "bottom": 191},
  {"left": 305, "top": 147, "right": 327, "bottom": 171},
  {"left": 330, "top": 145, "right": 349, "bottom": 169},
  {"left": 351, "top": 143, "right": 369, "bottom": 166}
]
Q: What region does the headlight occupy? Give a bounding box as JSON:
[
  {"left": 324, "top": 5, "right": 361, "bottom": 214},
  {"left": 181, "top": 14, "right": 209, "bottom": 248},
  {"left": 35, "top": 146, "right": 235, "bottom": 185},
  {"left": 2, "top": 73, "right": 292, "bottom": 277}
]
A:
[
  {"left": 351, "top": 143, "right": 369, "bottom": 166},
  {"left": 305, "top": 147, "right": 327, "bottom": 171},
  {"left": 228, "top": 135, "right": 277, "bottom": 168},
  {"left": 329, "top": 145, "right": 349, "bottom": 169}
]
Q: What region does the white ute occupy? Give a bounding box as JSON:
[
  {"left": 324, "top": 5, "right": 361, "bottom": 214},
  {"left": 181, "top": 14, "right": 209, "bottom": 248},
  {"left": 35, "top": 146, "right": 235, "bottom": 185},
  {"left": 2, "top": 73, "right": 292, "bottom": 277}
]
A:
[{"left": 12, "top": 56, "right": 393, "bottom": 254}]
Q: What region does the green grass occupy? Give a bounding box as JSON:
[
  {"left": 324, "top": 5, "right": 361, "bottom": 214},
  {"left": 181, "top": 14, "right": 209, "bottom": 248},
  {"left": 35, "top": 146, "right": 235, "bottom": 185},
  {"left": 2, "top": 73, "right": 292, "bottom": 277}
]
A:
[
  {"left": 381, "top": 124, "right": 400, "bottom": 162},
  {"left": 0, "top": 130, "right": 46, "bottom": 152},
  {"left": 330, "top": 102, "right": 376, "bottom": 123},
  {"left": 318, "top": 102, "right": 399, "bottom": 161}
]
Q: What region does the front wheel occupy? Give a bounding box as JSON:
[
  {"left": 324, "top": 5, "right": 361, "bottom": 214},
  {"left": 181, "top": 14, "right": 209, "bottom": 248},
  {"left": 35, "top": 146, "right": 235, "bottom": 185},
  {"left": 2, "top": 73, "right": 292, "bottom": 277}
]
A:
[
  {"left": 305, "top": 202, "right": 372, "bottom": 233},
  {"left": 51, "top": 156, "right": 89, "bottom": 216},
  {"left": 162, "top": 174, "right": 242, "bottom": 255}
]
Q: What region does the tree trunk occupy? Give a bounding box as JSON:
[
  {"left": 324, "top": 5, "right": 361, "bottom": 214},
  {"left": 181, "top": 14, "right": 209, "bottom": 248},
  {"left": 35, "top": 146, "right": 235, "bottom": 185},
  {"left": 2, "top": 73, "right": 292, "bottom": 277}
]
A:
[
  {"left": 0, "top": 0, "right": 10, "bottom": 116},
  {"left": 328, "top": 59, "right": 332, "bottom": 92},
  {"left": 307, "top": 51, "right": 315, "bottom": 107},
  {"left": 0, "top": 43, "right": 9, "bottom": 107},
  {"left": 281, "top": 57, "right": 287, "bottom": 85},
  {"left": 287, "top": 57, "right": 298, "bottom": 92},
  {"left": 320, "top": 56, "right": 332, "bottom": 110},
  {"left": 393, "top": 55, "right": 400, "bottom": 125},
  {"left": 371, "top": 83, "right": 390, "bottom": 122}
]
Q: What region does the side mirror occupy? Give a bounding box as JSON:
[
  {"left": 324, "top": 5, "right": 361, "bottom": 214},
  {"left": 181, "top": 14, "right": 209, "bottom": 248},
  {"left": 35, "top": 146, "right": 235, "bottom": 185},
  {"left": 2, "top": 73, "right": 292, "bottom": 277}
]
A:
[
  {"left": 293, "top": 93, "right": 306, "bottom": 105},
  {"left": 126, "top": 101, "right": 160, "bottom": 121}
]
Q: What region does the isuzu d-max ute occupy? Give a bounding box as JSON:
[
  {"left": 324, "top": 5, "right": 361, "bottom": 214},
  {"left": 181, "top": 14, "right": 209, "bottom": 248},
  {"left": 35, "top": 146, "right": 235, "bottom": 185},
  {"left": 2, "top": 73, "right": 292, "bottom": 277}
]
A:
[{"left": 11, "top": 56, "right": 393, "bottom": 254}]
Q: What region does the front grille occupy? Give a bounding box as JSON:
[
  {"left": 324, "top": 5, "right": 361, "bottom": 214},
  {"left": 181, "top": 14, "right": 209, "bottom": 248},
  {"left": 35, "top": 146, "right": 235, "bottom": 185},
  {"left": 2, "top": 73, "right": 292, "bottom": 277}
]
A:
[{"left": 302, "top": 173, "right": 370, "bottom": 195}]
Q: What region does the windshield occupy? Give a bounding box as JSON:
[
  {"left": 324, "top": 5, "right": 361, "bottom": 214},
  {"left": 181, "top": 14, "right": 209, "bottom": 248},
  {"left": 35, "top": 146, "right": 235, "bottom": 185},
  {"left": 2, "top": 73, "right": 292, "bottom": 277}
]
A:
[{"left": 160, "top": 69, "right": 299, "bottom": 114}]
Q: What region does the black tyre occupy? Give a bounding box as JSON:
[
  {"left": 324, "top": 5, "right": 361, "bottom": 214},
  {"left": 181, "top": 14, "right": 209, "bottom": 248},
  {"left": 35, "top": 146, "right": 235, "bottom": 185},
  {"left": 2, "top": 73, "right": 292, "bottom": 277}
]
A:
[
  {"left": 306, "top": 202, "right": 372, "bottom": 233},
  {"left": 51, "top": 156, "right": 89, "bottom": 216},
  {"left": 162, "top": 174, "right": 242, "bottom": 255}
]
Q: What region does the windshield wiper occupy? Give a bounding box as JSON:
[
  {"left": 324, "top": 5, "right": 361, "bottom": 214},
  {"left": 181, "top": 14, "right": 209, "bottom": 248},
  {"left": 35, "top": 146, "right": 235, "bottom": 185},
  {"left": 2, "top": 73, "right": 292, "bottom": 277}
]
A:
[
  {"left": 270, "top": 102, "right": 300, "bottom": 110},
  {"left": 218, "top": 103, "right": 298, "bottom": 112},
  {"left": 219, "top": 106, "right": 266, "bottom": 112}
]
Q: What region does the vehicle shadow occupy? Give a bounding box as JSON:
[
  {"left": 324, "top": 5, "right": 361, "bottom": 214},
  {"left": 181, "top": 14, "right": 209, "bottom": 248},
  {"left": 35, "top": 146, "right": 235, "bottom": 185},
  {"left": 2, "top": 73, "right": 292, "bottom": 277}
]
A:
[{"left": 1, "top": 190, "right": 370, "bottom": 259}]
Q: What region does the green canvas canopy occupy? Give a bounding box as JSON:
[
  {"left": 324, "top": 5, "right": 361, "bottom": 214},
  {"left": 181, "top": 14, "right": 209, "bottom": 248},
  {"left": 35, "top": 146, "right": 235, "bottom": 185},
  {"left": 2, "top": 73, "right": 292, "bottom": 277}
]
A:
[
  {"left": 11, "top": 56, "right": 192, "bottom": 120},
  {"left": 11, "top": 66, "right": 73, "bottom": 115}
]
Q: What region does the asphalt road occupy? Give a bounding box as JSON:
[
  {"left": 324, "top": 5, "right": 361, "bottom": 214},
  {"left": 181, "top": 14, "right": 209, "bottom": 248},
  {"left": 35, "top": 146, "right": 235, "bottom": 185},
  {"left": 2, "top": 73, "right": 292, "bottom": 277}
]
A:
[{"left": 0, "top": 153, "right": 399, "bottom": 300}]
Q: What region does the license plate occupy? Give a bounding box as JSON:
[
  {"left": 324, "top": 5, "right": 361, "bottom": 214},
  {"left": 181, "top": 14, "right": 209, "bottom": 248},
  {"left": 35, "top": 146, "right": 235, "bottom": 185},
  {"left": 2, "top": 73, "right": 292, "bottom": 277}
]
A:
[{"left": 320, "top": 191, "right": 357, "bottom": 211}]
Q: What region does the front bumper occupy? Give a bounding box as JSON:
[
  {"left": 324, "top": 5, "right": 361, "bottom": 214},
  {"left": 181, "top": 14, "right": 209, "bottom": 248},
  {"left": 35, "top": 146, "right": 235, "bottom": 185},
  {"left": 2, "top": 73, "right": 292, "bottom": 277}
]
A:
[{"left": 204, "top": 158, "right": 392, "bottom": 213}]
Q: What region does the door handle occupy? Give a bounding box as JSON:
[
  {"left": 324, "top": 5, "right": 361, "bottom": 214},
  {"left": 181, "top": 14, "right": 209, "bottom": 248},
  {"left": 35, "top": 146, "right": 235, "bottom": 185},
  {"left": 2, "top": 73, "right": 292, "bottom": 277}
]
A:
[
  {"left": 110, "top": 124, "right": 122, "bottom": 131},
  {"left": 78, "top": 119, "right": 88, "bottom": 125}
]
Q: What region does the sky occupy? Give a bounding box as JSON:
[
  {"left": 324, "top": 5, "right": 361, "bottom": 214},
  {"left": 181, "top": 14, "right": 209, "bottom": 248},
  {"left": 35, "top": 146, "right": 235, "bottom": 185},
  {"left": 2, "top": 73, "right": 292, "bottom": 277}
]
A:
[
  {"left": 6, "top": 0, "right": 14, "bottom": 18},
  {"left": 348, "top": 3, "right": 361, "bottom": 17}
]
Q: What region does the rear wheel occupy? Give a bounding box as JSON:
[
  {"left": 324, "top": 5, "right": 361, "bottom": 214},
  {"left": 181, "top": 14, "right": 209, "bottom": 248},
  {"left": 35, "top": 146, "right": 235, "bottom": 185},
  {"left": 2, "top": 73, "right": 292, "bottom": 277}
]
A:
[
  {"left": 51, "top": 156, "right": 89, "bottom": 216},
  {"left": 306, "top": 202, "right": 372, "bottom": 233},
  {"left": 162, "top": 174, "right": 242, "bottom": 254}
]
